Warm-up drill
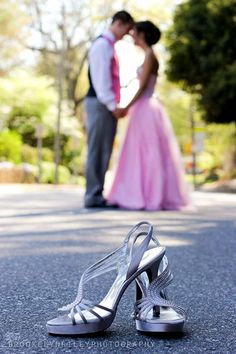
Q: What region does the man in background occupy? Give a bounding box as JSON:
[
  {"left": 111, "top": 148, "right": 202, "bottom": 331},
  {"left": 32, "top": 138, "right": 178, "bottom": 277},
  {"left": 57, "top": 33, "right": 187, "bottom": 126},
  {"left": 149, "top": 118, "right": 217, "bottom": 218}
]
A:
[{"left": 84, "top": 10, "right": 134, "bottom": 208}]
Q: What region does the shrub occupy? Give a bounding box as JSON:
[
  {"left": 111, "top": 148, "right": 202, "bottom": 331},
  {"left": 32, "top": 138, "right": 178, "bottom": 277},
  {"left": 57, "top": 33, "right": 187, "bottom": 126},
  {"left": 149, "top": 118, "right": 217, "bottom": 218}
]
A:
[
  {"left": 42, "top": 148, "right": 53, "bottom": 162},
  {"left": 0, "top": 130, "right": 22, "bottom": 163},
  {"left": 21, "top": 144, "right": 37, "bottom": 164},
  {"left": 40, "top": 162, "right": 71, "bottom": 184}
]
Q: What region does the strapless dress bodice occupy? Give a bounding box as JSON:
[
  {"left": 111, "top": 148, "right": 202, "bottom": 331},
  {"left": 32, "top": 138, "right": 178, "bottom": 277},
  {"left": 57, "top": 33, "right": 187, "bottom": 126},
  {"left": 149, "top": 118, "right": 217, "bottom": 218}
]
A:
[{"left": 137, "top": 66, "right": 157, "bottom": 98}]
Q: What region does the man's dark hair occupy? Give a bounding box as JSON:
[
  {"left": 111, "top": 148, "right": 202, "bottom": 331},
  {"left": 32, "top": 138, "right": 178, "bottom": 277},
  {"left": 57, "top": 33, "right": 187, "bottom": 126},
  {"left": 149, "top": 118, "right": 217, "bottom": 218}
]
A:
[{"left": 111, "top": 10, "right": 134, "bottom": 24}]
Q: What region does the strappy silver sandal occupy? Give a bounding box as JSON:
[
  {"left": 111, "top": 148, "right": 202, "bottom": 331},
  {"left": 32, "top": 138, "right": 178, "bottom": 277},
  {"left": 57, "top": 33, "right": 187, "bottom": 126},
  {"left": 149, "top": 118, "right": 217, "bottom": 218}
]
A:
[
  {"left": 46, "top": 221, "right": 166, "bottom": 335},
  {"left": 133, "top": 235, "right": 187, "bottom": 333}
]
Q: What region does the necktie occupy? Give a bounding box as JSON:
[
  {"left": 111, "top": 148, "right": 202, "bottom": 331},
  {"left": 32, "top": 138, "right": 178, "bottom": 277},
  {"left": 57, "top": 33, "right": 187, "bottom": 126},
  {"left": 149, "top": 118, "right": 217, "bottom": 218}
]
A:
[{"left": 101, "top": 35, "right": 121, "bottom": 104}]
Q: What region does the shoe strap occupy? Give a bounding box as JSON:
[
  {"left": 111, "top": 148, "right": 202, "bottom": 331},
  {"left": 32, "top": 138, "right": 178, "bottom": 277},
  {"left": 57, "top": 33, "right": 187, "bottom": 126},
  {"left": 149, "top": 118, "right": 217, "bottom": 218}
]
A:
[
  {"left": 134, "top": 259, "right": 187, "bottom": 320},
  {"left": 125, "top": 222, "right": 153, "bottom": 280},
  {"left": 58, "top": 221, "right": 154, "bottom": 312},
  {"left": 58, "top": 244, "right": 126, "bottom": 312}
]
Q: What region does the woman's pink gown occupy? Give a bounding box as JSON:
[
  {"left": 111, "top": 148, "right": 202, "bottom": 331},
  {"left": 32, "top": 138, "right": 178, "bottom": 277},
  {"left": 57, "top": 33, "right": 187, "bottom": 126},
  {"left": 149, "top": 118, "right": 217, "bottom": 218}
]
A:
[{"left": 107, "top": 70, "right": 191, "bottom": 211}]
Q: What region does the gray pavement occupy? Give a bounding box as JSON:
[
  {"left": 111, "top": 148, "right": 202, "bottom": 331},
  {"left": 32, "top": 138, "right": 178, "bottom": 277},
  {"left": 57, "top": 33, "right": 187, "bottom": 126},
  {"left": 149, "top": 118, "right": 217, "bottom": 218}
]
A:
[{"left": 0, "top": 185, "right": 235, "bottom": 354}]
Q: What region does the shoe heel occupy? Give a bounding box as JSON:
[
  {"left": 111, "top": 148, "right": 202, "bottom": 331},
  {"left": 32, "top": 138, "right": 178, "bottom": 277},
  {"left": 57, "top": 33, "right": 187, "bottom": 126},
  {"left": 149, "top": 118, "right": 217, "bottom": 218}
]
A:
[
  {"left": 134, "top": 254, "right": 187, "bottom": 333},
  {"left": 146, "top": 261, "right": 161, "bottom": 317},
  {"left": 133, "top": 258, "right": 162, "bottom": 319}
]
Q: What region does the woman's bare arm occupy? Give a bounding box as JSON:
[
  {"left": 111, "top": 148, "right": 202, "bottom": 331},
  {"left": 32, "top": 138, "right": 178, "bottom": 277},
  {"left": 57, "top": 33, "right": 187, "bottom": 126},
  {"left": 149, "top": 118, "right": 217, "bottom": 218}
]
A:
[{"left": 125, "top": 49, "right": 155, "bottom": 110}]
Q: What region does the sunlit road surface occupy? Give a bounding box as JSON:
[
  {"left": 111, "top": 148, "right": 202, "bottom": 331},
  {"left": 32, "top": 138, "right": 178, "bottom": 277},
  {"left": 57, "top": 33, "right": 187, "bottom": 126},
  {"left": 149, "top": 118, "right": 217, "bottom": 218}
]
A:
[{"left": 0, "top": 184, "right": 235, "bottom": 354}]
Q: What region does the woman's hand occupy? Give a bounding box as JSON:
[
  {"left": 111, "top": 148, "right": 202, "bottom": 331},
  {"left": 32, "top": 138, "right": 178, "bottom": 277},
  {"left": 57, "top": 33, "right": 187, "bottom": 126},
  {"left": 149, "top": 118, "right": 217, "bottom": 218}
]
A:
[
  {"left": 121, "top": 107, "right": 129, "bottom": 116},
  {"left": 112, "top": 107, "right": 128, "bottom": 120}
]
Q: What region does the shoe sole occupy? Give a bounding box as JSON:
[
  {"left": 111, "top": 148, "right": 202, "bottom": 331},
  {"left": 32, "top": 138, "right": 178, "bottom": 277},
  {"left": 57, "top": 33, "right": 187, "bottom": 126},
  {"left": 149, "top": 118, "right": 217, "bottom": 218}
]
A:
[
  {"left": 136, "top": 318, "right": 185, "bottom": 333},
  {"left": 47, "top": 316, "right": 114, "bottom": 335}
]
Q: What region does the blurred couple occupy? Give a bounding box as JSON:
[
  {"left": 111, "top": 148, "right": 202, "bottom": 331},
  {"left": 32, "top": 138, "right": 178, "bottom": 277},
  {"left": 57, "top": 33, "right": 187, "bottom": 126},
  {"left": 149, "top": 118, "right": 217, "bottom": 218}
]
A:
[{"left": 84, "top": 10, "right": 191, "bottom": 211}]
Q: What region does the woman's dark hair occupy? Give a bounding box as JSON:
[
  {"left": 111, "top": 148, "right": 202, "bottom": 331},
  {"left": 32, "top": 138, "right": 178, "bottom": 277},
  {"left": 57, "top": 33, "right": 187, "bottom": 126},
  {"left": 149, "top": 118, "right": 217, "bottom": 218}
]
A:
[
  {"left": 134, "top": 21, "right": 161, "bottom": 46},
  {"left": 112, "top": 10, "right": 134, "bottom": 25}
]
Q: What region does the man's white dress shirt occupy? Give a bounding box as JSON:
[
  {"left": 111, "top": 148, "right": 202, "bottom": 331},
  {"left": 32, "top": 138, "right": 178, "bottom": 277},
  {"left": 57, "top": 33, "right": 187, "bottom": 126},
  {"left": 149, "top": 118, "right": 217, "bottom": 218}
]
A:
[{"left": 88, "top": 29, "right": 117, "bottom": 111}]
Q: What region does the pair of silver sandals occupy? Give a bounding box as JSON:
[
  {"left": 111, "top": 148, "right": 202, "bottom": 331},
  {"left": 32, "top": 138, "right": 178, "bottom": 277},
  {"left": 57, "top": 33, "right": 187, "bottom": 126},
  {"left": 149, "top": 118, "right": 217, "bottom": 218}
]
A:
[{"left": 46, "top": 221, "right": 186, "bottom": 335}]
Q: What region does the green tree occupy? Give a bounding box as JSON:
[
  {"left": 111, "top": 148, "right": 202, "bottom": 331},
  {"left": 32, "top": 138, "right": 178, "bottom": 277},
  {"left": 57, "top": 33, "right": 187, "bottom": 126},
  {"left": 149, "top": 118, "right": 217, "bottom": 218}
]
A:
[
  {"left": 0, "top": 0, "right": 28, "bottom": 74},
  {"left": 0, "top": 72, "right": 84, "bottom": 171},
  {"left": 166, "top": 0, "right": 236, "bottom": 124},
  {"left": 0, "top": 73, "right": 56, "bottom": 144},
  {"left": 26, "top": 0, "right": 130, "bottom": 112}
]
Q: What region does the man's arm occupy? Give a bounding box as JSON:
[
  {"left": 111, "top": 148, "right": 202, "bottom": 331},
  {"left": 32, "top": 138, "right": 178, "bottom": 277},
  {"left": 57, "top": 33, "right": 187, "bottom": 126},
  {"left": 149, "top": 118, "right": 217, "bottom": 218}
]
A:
[{"left": 89, "top": 39, "right": 116, "bottom": 111}]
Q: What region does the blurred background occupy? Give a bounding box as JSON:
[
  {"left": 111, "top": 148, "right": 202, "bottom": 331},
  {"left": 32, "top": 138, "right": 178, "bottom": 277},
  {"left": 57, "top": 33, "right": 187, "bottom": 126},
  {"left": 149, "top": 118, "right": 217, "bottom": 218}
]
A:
[{"left": 0, "top": 0, "right": 235, "bottom": 191}]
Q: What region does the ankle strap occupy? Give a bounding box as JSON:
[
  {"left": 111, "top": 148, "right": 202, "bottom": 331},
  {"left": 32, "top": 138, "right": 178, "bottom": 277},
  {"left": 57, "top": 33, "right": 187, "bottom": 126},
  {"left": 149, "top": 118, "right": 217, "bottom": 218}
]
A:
[{"left": 125, "top": 222, "right": 153, "bottom": 280}]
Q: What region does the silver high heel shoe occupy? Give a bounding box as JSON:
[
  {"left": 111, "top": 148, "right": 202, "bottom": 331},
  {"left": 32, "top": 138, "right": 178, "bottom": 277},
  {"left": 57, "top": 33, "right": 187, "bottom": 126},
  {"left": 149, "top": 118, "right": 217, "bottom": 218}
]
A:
[
  {"left": 133, "top": 234, "right": 187, "bottom": 333},
  {"left": 46, "top": 221, "right": 166, "bottom": 335}
]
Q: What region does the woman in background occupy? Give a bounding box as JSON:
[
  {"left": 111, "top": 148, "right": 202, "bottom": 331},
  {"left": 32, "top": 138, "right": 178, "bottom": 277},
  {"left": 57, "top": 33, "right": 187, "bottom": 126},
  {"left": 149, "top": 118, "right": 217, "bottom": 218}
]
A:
[{"left": 107, "top": 21, "right": 191, "bottom": 210}]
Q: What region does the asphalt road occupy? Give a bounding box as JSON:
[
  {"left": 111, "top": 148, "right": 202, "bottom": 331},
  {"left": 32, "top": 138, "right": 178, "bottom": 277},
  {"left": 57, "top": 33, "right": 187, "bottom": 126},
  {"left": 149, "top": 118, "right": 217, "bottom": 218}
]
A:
[{"left": 0, "top": 185, "right": 235, "bottom": 354}]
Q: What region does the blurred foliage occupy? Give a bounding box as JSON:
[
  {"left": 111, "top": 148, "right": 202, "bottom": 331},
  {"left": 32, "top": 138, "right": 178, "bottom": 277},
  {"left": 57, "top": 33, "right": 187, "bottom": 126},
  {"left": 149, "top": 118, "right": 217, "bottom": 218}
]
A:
[
  {"left": 40, "top": 162, "right": 71, "bottom": 184},
  {"left": 26, "top": 0, "right": 123, "bottom": 111},
  {"left": 203, "top": 122, "right": 236, "bottom": 170},
  {"left": 157, "top": 78, "right": 236, "bottom": 176},
  {"left": 0, "top": 73, "right": 56, "bottom": 144},
  {"left": 0, "top": 0, "right": 28, "bottom": 73},
  {"left": 62, "top": 135, "right": 86, "bottom": 174},
  {"left": 21, "top": 144, "right": 37, "bottom": 164},
  {"left": 0, "top": 130, "right": 22, "bottom": 163},
  {"left": 0, "top": 70, "right": 85, "bottom": 181},
  {"left": 41, "top": 148, "right": 54, "bottom": 162},
  {"left": 21, "top": 145, "right": 54, "bottom": 165},
  {"left": 166, "top": 0, "right": 236, "bottom": 124},
  {"left": 0, "top": 71, "right": 82, "bottom": 139},
  {"left": 157, "top": 79, "right": 191, "bottom": 147}
]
